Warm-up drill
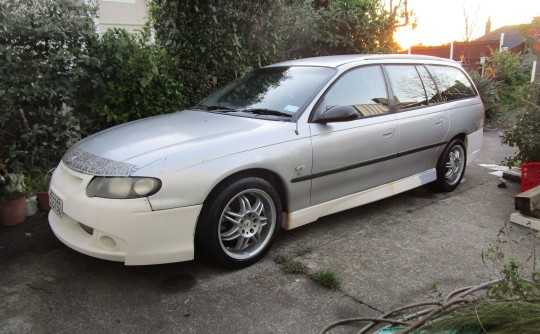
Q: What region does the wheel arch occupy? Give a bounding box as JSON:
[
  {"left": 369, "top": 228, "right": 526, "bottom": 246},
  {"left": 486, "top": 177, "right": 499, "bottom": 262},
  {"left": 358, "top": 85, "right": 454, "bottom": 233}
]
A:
[
  {"left": 441, "top": 133, "right": 467, "bottom": 159},
  {"left": 202, "top": 168, "right": 289, "bottom": 212}
]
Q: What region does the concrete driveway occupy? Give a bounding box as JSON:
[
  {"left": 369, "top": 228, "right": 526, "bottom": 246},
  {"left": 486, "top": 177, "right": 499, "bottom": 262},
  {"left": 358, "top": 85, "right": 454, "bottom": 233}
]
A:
[{"left": 1, "top": 128, "right": 537, "bottom": 333}]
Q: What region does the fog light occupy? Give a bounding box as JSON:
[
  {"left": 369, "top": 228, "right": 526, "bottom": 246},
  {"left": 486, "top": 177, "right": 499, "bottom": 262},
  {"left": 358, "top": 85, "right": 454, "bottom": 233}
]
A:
[{"left": 99, "top": 235, "right": 117, "bottom": 250}]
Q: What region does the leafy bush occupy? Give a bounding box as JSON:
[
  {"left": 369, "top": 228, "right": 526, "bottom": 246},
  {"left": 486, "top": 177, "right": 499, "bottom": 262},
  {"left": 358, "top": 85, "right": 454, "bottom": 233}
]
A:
[
  {"left": 150, "top": 0, "right": 289, "bottom": 105},
  {"left": 285, "top": 0, "right": 399, "bottom": 58},
  {"left": 0, "top": 0, "right": 95, "bottom": 172},
  {"left": 73, "top": 28, "right": 186, "bottom": 134},
  {"left": 501, "top": 83, "right": 540, "bottom": 165},
  {"left": 1, "top": 0, "right": 187, "bottom": 171},
  {"left": 468, "top": 71, "right": 500, "bottom": 123},
  {"left": 490, "top": 50, "right": 529, "bottom": 111}
]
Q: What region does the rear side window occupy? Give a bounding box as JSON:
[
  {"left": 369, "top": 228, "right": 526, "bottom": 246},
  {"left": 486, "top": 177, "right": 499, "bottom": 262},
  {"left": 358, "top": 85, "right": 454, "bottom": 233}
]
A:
[
  {"left": 427, "top": 65, "right": 476, "bottom": 102},
  {"left": 385, "top": 65, "right": 429, "bottom": 111},
  {"left": 323, "top": 65, "right": 390, "bottom": 117}
]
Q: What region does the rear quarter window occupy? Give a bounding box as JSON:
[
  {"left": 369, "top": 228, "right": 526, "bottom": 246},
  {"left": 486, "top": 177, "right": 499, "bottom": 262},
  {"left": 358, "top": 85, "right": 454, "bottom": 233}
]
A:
[
  {"left": 385, "top": 65, "right": 429, "bottom": 111},
  {"left": 427, "top": 65, "right": 476, "bottom": 102}
]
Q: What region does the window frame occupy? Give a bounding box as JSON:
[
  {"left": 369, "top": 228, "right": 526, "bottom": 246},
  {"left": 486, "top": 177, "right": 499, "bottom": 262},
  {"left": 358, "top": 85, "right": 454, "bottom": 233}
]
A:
[
  {"left": 382, "top": 64, "right": 434, "bottom": 112},
  {"left": 309, "top": 64, "right": 394, "bottom": 122},
  {"left": 425, "top": 64, "right": 478, "bottom": 103}
]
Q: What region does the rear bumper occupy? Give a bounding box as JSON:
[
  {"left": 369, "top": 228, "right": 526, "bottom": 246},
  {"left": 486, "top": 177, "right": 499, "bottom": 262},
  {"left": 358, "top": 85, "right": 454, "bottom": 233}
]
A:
[
  {"left": 466, "top": 128, "right": 483, "bottom": 165},
  {"left": 49, "top": 162, "right": 202, "bottom": 265}
]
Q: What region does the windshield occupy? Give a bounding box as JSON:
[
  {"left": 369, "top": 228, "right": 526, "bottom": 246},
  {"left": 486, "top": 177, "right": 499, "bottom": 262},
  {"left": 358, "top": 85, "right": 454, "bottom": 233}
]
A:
[{"left": 196, "top": 66, "right": 336, "bottom": 119}]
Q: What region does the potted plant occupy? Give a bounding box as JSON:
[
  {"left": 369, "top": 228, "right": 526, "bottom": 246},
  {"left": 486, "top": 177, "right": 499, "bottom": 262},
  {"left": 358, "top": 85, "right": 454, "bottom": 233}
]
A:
[
  {"left": 0, "top": 164, "right": 26, "bottom": 226},
  {"left": 24, "top": 170, "right": 48, "bottom": 216},
  {"left": 35, "top": 170, "right": 52, "bottom": 213},
  {"left": 23, "top": 169, "right": 52, "bottom": 213}
]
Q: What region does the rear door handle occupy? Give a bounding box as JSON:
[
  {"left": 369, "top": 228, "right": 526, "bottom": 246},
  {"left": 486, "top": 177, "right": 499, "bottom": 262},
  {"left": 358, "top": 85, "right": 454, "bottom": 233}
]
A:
[{"left": 435, "top": 119, "right": 444, "bottom": 126}]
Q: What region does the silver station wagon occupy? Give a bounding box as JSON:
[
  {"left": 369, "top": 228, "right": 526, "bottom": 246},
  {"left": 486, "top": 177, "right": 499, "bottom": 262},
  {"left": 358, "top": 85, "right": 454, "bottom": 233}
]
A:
[{"left": 49, "top": 55, "right": 484, "bottom": 268}]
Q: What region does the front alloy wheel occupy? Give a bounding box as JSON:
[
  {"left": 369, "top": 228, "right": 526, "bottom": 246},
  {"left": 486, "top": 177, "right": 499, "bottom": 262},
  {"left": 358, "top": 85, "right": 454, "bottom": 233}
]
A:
[
  {"left": 219, "top": 189, "right": 276, "bottom": 260},
  {"left": 195, "top": 177, "right": 281, "bottom": 269}
]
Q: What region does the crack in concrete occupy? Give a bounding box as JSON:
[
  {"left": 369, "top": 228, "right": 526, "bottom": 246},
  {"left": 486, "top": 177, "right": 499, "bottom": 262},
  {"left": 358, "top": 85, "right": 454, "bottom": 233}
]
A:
[
  {"left": 25, "top": 283, "right": 53, "bottom": 311},
  {"left": 26, "top": 283, "right": 52, "bottom": 295},
  {"left": 342, "top": 292, "right": 385, "bottom": 314}
]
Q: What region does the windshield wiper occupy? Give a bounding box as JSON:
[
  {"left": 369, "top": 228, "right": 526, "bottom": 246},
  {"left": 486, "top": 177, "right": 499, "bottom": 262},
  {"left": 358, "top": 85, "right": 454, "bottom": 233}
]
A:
[
  {"left": 241, "top": 108, "right": 292, "bottom": 117},
  {"left": 192, "top": 104, "right": 237, "bottom": 112}
]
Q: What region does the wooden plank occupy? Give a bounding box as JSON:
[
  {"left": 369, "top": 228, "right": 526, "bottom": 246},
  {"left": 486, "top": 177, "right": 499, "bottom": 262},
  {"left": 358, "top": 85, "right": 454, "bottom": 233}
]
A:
[
  {"left": 510, "top": 212, "right": 540, "bottom": 231},
  {"left": 514, "top": 185, "right": 540, "bottom": 212}
]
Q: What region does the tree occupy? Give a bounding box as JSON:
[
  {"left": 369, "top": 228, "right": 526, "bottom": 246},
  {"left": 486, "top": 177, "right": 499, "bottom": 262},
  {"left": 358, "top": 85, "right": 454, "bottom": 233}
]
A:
[{"left": 461, "top": 0, "right": 481, "bottom": 42}]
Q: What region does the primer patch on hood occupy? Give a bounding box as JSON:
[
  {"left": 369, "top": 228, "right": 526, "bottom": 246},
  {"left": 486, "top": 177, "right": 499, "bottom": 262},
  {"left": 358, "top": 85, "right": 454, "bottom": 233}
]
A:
[{"left": 63, "top": 147, "right": 138, "bottom": 176}]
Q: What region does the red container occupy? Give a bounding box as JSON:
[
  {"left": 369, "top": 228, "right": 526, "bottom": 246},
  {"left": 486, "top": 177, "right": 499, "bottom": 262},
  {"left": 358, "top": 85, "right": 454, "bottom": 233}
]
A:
[
  {"left": 521, "top": 162, "right": 540, "bottom": 191},
  {"left": 0, "top": 197, "right": 26, "bottom": 226}
]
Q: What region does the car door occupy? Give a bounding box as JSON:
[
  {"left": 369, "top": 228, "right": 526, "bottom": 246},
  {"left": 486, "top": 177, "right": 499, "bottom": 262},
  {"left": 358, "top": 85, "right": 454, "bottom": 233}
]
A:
[
  {"left": 309, "top": 65, "right": 399, "bottom": 206},
  {"left": 384, "top": 64, "right": 450, "bottom": 179}
]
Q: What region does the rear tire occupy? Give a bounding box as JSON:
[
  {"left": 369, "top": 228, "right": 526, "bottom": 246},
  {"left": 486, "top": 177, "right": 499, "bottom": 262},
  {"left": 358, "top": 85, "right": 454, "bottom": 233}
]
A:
[
  {"left": 434, "top": 139, "right": 466, "bottom": 192},
  {"left": 195, "top": 177, "right": 281, "bottom": 269}
]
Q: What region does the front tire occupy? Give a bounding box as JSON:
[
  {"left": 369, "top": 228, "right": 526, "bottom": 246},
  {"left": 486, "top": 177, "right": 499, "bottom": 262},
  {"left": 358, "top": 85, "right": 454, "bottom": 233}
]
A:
[
  {"left": 195, "top": 177, "right": 281, "bottom": 269},
  {"left": 434, "top": 138, "right": 466, "bottom": 192}
]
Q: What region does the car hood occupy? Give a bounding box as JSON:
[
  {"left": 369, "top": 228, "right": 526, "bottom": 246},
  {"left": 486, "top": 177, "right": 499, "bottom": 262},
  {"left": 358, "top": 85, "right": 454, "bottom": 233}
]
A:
[{"left": 62, "top": 110, "right": 294, "bottom": 176}]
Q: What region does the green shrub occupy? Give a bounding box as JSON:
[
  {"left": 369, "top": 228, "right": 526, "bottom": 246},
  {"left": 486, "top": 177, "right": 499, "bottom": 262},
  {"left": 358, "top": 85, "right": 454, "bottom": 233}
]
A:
[
  {"left": 0, "top": 0, "right": 96, "bottom": 172},
  {"left": 150, "top": 0, "right": 289, "bottom": 105},
  {"left": 491, "top": 50, "right": 529, "bottom": 111},
  {"left": 501, "top": 83, "right": 540, "bottom": 165},
  {"left": 468, "top": 71, "right": 500, "bottom": 123},
  {"left": 73, "top": 28, "right": 186, "bottom": 134},
  {"left": 285, "top": 0, "right": 399, "bottom": 58},
  {"left": 0, "top": 0, "right": 187, "bottom": 171}
]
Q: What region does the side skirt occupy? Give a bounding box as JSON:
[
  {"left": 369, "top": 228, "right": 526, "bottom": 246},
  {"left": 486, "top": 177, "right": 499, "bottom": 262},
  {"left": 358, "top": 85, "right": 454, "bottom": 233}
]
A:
[{"left": 282, "top": 169, "right": 437, "bottom": 230}]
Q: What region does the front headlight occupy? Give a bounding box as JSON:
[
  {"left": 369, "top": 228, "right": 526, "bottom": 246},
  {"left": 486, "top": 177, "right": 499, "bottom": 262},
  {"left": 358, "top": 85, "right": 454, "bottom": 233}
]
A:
[{"left": 86, "top": 177, "right": 162, "bottom": 199}]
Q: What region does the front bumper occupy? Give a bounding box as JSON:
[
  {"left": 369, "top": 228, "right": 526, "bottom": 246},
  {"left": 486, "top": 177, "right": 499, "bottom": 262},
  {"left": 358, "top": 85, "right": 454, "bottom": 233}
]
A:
[{"left": 49, "top": 162, "right": 202, "bottom": 265}]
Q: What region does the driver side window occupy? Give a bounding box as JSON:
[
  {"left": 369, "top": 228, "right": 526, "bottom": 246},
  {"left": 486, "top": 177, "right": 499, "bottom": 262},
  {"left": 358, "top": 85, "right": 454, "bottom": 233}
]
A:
[{"left": 324, "top": 65, "right": 390, "bottom": 117}]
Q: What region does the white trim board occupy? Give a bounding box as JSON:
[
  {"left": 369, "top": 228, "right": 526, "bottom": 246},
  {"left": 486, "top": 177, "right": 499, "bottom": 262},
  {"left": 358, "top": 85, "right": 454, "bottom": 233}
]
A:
[{"left": 510, "top": 212, "right": 540, "bottom": 231}]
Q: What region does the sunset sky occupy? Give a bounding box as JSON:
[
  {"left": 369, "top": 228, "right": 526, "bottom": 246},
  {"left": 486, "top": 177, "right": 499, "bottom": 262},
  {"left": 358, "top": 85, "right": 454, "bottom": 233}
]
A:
[{"left": 394, "top": 0, "right": 540, "bottom": 50}]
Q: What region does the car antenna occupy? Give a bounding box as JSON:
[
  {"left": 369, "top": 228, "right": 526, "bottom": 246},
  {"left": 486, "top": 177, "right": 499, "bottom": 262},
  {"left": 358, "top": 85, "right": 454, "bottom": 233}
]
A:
[{"left": 295, "top": 117, "right": 299, "bottom": 135}]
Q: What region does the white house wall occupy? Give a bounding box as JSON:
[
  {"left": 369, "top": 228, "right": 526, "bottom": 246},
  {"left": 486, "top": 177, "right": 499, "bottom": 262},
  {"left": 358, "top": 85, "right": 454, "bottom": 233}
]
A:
[{"left": 98, "top": 0, "right": 148, "bottom": 34}]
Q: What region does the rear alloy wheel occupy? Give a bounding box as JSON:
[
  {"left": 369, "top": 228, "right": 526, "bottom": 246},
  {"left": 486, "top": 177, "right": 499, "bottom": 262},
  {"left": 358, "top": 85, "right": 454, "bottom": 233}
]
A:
[
  {"left": 195, "top": 177, "right": 281, "bottom": 269},
  {"left": 435, "top": 139, "right": 466, "bottom": 192}
]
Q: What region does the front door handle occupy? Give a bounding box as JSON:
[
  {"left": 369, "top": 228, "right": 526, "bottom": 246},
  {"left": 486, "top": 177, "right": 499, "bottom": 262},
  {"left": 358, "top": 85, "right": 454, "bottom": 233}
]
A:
[{"left": 383, "top": 128, "right": 395, "bottom": 138}]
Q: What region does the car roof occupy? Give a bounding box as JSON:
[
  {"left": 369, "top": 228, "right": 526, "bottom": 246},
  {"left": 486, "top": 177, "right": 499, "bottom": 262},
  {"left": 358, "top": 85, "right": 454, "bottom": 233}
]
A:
[{"left": 267, "top": 54, "right": 458, "bottom": 68}]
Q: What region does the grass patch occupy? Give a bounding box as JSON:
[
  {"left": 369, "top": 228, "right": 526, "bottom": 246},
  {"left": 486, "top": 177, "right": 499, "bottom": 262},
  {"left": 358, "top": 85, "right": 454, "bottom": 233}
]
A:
[
  {"left": 274, "top": 255, "right": 308, "bottom": 274},
  {"left": 296, "top": 247, "right": 313, "bottom": 257},
  {"left": 275, "top": 254, "right": 342, "bottom": 292},
  {"left": 310, "top": 269, "right": 342, "bottom": 291}
]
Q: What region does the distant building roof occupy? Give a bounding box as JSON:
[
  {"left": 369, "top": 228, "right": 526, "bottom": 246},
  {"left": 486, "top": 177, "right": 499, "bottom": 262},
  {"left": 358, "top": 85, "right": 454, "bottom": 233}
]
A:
[{"left": 475, "top": 24, "right": 524, "bottom": 49}]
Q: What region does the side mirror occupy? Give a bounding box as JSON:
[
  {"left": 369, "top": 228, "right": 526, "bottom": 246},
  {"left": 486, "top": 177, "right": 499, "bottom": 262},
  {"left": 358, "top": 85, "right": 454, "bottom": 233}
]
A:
[{"left": 314, "top": 105, "right": 359, "bottom": 124}]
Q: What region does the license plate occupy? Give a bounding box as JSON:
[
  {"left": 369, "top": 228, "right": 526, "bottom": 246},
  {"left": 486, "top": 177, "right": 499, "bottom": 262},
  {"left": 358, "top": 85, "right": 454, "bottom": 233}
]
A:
[{"left": 49, "top": 190, "right": 63, "bottom": 218}]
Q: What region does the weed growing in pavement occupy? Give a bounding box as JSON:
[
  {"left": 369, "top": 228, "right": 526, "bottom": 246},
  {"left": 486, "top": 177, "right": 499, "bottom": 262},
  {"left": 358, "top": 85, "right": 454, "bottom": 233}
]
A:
[
  {"left": 310, "top": 269, "right": 342, "bottom": 291},
  {"left": 274, "top": 255, "right": 342, "bottom": 291},
  {"left": 482, "top": 223, "right": 540, "bottom": 300},
  {"left": 296, "top": 247, "right": 313, "bottom": 257},
  {"left": 274, "top": 255, "right": 308, "bottom": 275}
]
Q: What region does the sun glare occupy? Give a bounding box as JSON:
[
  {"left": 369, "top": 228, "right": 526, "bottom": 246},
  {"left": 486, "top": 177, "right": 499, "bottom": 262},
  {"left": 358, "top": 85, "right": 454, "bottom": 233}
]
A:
[{"left": 394, "top": 0, "right": 540, "bottom": 50}]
